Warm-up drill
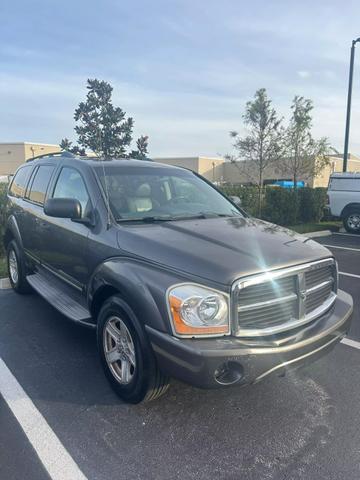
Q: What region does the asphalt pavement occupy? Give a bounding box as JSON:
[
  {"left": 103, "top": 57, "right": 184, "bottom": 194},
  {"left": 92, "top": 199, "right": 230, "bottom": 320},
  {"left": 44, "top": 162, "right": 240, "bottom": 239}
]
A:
[{"left": 0, "top": 232, "right": 360, "bottom": 480}]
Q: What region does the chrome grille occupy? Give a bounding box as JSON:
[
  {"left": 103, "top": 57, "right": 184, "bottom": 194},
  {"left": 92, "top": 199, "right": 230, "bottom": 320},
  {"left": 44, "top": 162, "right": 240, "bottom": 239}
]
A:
[{"left": 234, "top": 259, "right": 337, "bottom": 337}]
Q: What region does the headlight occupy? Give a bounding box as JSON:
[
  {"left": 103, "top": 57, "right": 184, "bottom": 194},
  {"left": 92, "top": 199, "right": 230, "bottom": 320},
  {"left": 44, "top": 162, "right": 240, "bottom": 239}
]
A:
[{"left": 167, "top": 284, "right": 230, "bottom": 337}]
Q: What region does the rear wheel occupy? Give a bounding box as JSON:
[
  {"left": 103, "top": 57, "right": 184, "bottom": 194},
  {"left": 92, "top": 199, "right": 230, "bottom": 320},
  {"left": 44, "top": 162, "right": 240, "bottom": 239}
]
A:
[
  {"left": 6, "top": 240, "right": 31, "bottom": 294},
  {"left": 343, "top": 210, "right": 360, "bottom": 234},
  {"left": 97, "top": 295, "right": 170, "bottom": 403}
]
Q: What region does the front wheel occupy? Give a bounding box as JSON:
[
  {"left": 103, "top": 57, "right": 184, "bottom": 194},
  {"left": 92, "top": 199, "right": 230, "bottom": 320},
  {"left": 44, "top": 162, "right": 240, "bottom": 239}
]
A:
[
  {"left": 97, "top": 295, "right": 170, "bottom": 404},
  {"left": 343, "top": 210, "right": 360, "bottom": 234}
]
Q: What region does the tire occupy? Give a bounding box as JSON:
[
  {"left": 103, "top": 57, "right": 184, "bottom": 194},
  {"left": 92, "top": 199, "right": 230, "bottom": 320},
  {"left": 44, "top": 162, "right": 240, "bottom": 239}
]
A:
[
  {"left": 97, "top": 295, "right": 170, "bottom": 404},
  {"left": 343, "top": 210, "right": 360, "bottom": 234},
  {"left": 6, "top": 240, "right": 31, "bottom": 294}
]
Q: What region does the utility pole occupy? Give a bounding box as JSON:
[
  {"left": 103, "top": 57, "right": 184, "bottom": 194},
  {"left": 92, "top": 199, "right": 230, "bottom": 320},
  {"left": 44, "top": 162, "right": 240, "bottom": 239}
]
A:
[{"left": 343, "top": 38, "right": 360, "bottom": 172}]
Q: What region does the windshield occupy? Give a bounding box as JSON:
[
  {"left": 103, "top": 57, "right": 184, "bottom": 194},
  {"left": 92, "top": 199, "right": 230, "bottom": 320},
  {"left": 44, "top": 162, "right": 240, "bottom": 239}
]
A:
[{"left": 94, "top": 165, "right": 243, "bottom": 222}]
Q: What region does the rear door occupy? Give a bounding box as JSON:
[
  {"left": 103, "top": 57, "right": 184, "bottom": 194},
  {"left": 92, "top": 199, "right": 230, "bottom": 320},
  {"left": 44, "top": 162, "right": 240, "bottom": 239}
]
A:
[{"left": 22, "top": 164, "right": 56, "bottom": 261}]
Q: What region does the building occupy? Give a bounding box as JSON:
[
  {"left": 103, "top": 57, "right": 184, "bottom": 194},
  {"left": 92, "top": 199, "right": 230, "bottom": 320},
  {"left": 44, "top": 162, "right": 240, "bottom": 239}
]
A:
[
  {"left": 154, "top": 156, "right": 224, "bottom": 182},
  {"left": 2, "top": 145, "right": 359, "bottom": 188},
  {"left": 154, "top": 154, "right": 360, "bottom": 188},
  {"left": 0, "top": 142, "right": 61, "bottom": 175}
]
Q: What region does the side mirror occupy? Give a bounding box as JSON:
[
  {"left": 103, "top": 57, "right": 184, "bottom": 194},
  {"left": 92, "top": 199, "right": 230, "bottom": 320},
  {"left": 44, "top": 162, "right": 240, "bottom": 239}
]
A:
[
  {"left": 44, "top": 198, "right": 82, "bottom": 220},
  {"left": 229, "top": 195, "right": 242, "bottom": 207}
]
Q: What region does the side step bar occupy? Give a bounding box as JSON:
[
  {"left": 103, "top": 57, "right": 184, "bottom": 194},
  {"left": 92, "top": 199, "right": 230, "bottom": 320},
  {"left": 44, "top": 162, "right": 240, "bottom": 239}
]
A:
[{"left": 27, "top": 271, "right": 95, "bottom": 328}]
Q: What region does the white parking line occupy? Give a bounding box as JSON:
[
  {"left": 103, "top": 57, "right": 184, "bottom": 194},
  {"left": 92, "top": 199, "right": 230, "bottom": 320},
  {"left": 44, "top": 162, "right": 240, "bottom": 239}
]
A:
[
  {"left": 322, "top": 244, "right": 360, "bottom": 252},
  {"left": 341, "top": 338, "right": 360, "bottom": 350},
  {"left": 0, "top": 358, "right": 88, "bottom": 480},
  {"left": 339, "top": 271, "right": 360, "bottom": 279},
  {"left": 0, "top": 278, "right": 11, "bottom": 289}
]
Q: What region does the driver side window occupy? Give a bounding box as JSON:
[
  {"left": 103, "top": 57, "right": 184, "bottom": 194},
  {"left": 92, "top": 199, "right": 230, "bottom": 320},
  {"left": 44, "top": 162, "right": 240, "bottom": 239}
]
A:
[{"left": 53, "top": 167, "right": 90, "bottom": 217}]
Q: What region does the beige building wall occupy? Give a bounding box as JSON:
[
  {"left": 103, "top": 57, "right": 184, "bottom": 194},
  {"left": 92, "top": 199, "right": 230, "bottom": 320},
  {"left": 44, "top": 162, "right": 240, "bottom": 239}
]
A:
[
  {"left": 0, "top": 142, "right": 61, "bottom": 175},
  {"left": 312, "top": 154, "right": 360, "bottom": 188},
  {"left": 154, "top": 156, "right": 225, "bottom": 182},
  {"left": 150, "top": 154, "right": 360, "bottom": 187}
]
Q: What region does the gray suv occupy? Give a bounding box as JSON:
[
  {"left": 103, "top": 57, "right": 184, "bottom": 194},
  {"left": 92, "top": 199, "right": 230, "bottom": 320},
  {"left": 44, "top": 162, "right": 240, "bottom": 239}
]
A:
[{"left": 4, "top": 153, "right": 353, "bottom": 403}]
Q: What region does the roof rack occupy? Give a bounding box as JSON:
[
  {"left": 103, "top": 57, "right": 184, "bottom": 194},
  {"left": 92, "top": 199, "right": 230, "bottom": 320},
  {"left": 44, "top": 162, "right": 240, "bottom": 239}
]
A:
[{"left": 26, "top": 151, "right": 76, "bottom": 162}]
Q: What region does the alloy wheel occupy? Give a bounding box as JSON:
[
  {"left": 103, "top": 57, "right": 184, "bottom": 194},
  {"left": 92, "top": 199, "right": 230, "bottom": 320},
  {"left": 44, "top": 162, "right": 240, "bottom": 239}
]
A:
[
  {"left": 8, "top": 249, "right": 19, "bottom": 284},
  {"left": 347, "top": 213, "right": 360, "bottom": 231},
  {"left": 103, "top": 316, "right": 136, "bottom": 385}
]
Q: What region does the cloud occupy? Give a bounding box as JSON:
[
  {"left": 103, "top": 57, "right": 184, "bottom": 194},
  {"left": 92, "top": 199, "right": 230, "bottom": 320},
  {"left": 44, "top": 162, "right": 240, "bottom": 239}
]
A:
[{"left": 297, "top": 71, "right": 311, "bottom": 79}]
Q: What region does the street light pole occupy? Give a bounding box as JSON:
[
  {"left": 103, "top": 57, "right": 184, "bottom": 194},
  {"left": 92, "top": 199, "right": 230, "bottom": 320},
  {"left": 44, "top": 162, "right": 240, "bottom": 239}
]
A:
[{"left": 343, "top": 37, "right": 360, "bottom": 172}]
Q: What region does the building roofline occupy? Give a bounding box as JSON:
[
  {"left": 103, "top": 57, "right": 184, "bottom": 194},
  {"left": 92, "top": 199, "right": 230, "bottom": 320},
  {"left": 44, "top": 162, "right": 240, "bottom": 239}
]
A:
[
  {"left": 154, "top": 156, "right": 224, "bottom": 161},
  {"left": 0, "top": 142, "right": 60, "bottom": 147}
]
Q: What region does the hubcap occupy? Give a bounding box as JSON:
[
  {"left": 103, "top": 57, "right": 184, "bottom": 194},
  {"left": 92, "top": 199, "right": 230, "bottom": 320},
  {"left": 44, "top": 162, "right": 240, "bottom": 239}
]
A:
[
  {"left": 103, "top": 316, "right": 136, "bottom": 385},
  {"left": 8, "top": 249, "right": 19, "bottom": 284},
  {"left": 348, "top": 213, "right": 360, "bottom": 231}
]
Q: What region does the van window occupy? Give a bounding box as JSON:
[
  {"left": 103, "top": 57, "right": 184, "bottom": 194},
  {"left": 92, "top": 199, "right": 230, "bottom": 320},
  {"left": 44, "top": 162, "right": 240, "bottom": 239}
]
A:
[
  {"left": 329, "top": 178, "right": 360, "bottom": 191},
  {"left": 9, "top": 166, "right": 32, "bottom": 198},
  {"left": 27, "top": 165, "right": 55, "bottom": 205}
]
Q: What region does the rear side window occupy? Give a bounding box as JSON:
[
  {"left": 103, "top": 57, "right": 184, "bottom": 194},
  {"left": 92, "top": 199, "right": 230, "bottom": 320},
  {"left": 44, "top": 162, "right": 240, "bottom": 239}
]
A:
[
  {"left": 27, "top": 165, "right": 55, "bottom": 205},
  {"left": 9, "top": 166, "right": 31, "bottom": 198},
  {"left": 329, "top": 178, "right": 360, "bottom": 191}
]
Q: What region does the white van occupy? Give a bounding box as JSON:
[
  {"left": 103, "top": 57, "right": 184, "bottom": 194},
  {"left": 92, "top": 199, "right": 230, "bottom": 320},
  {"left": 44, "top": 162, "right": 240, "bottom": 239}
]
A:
[{"left": 327, "top": 173, "right": 360, "bottom": 233}]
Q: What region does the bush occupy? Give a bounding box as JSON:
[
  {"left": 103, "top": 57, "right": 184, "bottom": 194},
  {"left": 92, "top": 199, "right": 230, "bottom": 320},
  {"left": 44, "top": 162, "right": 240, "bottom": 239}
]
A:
[
  {"left": 0, "top": 184, "right": 8, "bottom": 255},
  {"left": 219, "top": 185, "right": 260, "bottom": 217},
  {"left": 220, "top": 185, "right": 328, "bottom": 226},
  {"left": 297, "top": 187, "right": 327, "bottom": 223},
  {"left": 263, "top": 188, "right": 299, "bottom": 226}
]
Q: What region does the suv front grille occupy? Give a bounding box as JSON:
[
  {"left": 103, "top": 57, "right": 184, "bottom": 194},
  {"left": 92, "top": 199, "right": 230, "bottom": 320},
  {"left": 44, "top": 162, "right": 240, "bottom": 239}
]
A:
[{"left": 233, "top": 259, "right": 337, "bottom": 337}]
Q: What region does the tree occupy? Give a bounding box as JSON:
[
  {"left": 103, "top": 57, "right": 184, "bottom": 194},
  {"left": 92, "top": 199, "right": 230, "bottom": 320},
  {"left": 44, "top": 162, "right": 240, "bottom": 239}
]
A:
[
  {"left": 227, "top": 88, "right": 283, "bottom": 215},
  {"left": 59, "top": 138, "right": 72, "bottom": 150},
  {"left": 280, "top": 96, "right": 330, "bottom": 187},
  {"left": 130, "top": 135, "right": 149, "bottom": 159},
  {"left": 59, "top": 138, "right": 86, "bottom": 156},
  {"left": 74, "top": 79, "right": 147, "bottom": 158}
]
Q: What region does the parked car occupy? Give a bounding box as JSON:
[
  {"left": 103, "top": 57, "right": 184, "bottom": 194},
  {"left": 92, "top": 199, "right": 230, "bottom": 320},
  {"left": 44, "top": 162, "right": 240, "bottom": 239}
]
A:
[
  {"left": 327, "top": 172, "right": 360, "bottom": 233},
  {"left": 4, "top": 153, "right": 353, "bottom": 403}
]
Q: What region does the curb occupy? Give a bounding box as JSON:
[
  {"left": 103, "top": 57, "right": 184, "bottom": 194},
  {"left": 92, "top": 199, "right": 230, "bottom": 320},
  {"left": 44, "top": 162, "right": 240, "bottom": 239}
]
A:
[
  {"left": 0, "top": 277, "right": 10, "bottom": 289},
  {"left": 301, "top": 230, "right": 333, "bottom": 238}
]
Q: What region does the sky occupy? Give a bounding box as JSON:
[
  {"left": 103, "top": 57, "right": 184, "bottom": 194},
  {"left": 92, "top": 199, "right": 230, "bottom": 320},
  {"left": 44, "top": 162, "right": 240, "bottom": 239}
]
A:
[{"left": 1, "top": 0, "right": 360, "bottom": 158}]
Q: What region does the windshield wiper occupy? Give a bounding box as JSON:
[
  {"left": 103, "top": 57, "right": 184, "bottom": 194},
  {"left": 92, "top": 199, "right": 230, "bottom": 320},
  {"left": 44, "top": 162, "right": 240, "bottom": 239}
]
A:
[
  {"left": 116, "top": 216, "right": 174, "bottom": 223},
  {"left": 116, "top": 212, "right": 241, "bottom": 223}
]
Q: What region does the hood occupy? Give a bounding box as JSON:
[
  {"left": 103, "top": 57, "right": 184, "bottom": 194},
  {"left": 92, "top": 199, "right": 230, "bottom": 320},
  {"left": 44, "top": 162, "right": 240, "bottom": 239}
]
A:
[{"left": 116, "top": 216, "right": 332, "bottom": 286}]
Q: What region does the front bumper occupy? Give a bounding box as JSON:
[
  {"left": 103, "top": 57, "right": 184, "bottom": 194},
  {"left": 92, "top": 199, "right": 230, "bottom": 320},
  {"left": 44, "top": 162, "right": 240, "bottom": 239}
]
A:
[{"left": 146, "top": 289, "right": 353, "bottom": 389}]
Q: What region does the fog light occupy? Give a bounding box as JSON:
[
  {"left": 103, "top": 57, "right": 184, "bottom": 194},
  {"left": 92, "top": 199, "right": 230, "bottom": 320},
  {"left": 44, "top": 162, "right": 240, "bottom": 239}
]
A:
[{"left": 214, "top": 362, "right": 243, "bottom": 385}]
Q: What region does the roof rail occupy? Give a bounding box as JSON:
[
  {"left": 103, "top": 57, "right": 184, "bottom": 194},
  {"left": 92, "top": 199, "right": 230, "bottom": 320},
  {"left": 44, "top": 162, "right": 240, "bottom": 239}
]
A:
[{"left": 26, "top": 150, "right": 76, "bottom": 162}]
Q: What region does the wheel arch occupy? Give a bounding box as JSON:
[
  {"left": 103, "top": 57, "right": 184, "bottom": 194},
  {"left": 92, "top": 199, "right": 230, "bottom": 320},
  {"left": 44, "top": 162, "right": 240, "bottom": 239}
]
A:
[
  {"left": 341, "top": 203, "right": 360, "bottom": 218},
  {"left": 4, "top": 215, "right": 24, "bottom": 250},
  {"left": 88, "top": 258, "right": 175, "bottom": 334}
]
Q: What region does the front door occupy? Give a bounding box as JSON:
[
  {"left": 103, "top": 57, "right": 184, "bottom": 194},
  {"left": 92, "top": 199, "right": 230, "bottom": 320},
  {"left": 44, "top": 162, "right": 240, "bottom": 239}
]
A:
[{"left": 41, "top": 166, "right": 92, "bottom": 287}]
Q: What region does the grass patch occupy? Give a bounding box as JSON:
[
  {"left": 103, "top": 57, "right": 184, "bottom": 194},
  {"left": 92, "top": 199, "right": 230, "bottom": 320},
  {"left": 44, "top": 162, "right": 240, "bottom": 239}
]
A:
[
  {"left": 0, "top": 255, "right": 7, "bottom": 278},
  {"left": 289, "top": 221, "right": 341, "bottom": 234}
]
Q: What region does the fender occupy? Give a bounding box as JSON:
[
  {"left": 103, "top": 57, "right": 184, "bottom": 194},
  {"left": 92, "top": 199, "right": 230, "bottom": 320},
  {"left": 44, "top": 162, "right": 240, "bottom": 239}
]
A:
[
  {"left": 4, "top": 214, "right": 24, "bottom": 250},
  {"left": 88, "top": 257, "right": 189, "bottom": 334},
  {"left": 340, "top": 202, "right": 360, "bottom": 218}
]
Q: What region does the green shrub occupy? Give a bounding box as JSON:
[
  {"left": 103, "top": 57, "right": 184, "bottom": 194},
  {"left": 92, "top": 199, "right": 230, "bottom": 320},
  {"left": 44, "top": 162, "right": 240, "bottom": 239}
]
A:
[
  {"left": 263, "top": 188, "right": 299, "bottom": 226},
  {"left": 297, "top": 187, "right": 327, "bottom": 223},
  {"left": 220, "top": 185, "right": 260, "bottom": 217},
  {"left": 220, "top": 184, "right": 328, "bottom": 226},
  {"left": 0, "top": 184, "right": 8, "bottom": 255}
]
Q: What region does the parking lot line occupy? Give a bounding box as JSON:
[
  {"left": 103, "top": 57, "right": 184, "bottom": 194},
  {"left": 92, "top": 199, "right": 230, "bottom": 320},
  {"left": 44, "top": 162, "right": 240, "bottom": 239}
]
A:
[
  {"left": 341, "top": 338, "right": 360, "bottom": 350},
  {"left": 322, "top": 244, "right": 360, "bottom": 252},
  {"left": 0, "top": 357, "right": 88, "bottom": 480},
  {"left": 339, "top": 271, "right": 360, "bottom": 279}
]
